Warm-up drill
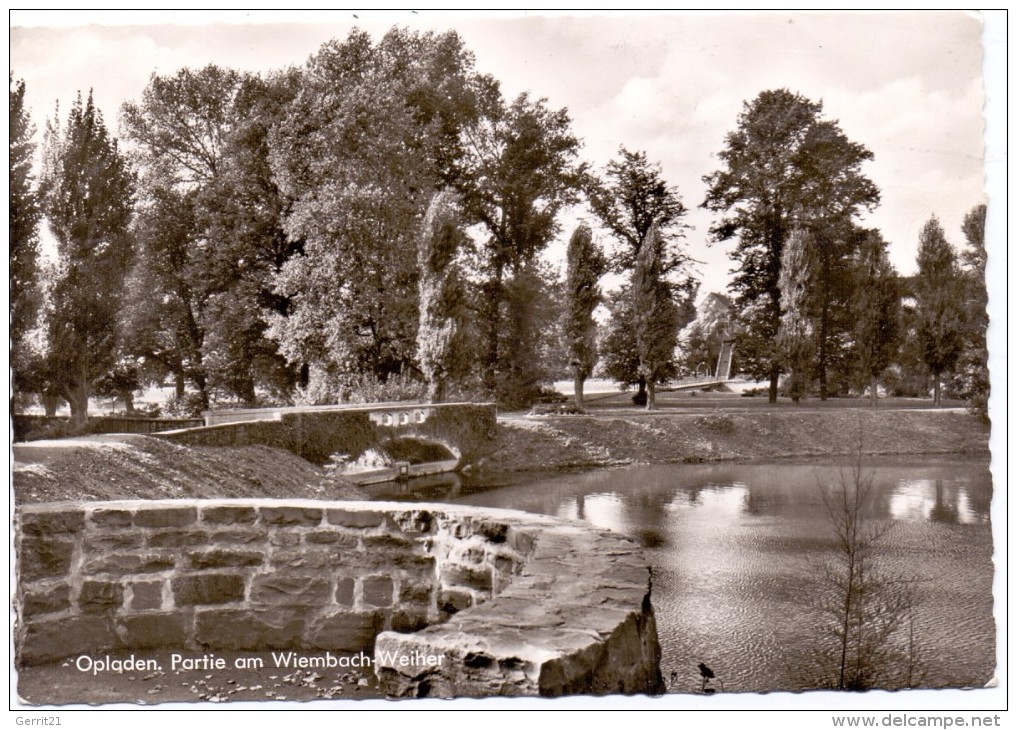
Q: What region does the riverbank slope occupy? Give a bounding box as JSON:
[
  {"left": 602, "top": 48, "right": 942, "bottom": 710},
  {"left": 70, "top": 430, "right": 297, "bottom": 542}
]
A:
[{"left": 480, "top": 408, "right": 990, "bottom": 473}]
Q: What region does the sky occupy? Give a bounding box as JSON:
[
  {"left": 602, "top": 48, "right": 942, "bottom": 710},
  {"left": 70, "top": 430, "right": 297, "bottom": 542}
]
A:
[{"left": 9, "top": 9, "right": 997, "bottom": 301}]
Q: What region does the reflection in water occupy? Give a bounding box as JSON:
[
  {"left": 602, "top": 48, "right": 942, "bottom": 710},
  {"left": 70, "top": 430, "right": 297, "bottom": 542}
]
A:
[{"left": 370, "top": 457, "right": 994, "bottom": 693}]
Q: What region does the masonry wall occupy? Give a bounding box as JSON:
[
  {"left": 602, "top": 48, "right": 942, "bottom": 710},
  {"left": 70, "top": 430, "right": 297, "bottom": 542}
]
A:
[
  {"left": 15, "top": 500, "right": 664, "bottom": 698},
  {"left": 155, "top": 404, "right": 497, "bottom": 466}
]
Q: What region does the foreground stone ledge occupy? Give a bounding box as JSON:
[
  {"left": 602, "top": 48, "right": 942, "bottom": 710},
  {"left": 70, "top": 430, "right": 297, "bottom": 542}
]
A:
[{"left": 15, "top": 499, "right": 664, "bottom": 698}]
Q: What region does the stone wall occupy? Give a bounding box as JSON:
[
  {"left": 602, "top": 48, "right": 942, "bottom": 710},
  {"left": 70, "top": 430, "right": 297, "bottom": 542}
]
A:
[
  {"left": 155, "top": 403, "right": 497, "bottom": 466},
  {"left": 15, "top": 500, "right": 664, "bottom": 698}
]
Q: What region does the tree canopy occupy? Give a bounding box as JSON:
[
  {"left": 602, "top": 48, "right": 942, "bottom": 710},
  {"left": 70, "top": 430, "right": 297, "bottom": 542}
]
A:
[{"left": 702, "top": 89, "right": 879, "bottom": 402}]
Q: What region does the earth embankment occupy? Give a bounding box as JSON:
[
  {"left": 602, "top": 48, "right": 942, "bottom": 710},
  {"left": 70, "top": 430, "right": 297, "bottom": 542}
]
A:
[
  {"left": 480, "top": 408, "right": 990, "bottom": 473},
  {"left": 11, "top": 408, "right": 989, "bottom": 505}
]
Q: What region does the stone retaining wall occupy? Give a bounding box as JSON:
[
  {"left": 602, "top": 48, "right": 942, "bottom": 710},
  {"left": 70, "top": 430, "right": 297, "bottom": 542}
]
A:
[{"left": 15, "top": 500, "right": 664, "bottom": 698}]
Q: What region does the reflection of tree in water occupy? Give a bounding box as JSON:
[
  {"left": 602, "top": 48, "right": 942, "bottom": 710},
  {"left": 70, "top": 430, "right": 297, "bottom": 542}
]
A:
[
  {"left": 929, "top": 479, "right": 959, "bottom": 524},
  {"left": 963, "top": 475, "right": 993, "bottom": 521}
]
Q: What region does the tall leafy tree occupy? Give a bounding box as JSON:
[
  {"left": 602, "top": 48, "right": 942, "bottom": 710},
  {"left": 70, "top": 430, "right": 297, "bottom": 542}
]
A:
[
  {"left": 632, "top": 223, "right": 681, "bottom": 410},
  {"left": 777, "top": 228, "right": 813, "bottom": 404},
  {"left": 121, "top": 65, "right": 245, "bottom": 409},
  {"left": 9, "top": 74, "right": 43, "bottom": 397},
  {"left": 563, "top": 224, "right": 606, "bottom": 410},
  {"left": 40, "top": 91, "right": 134, "bottom": 426},
  {"left": 851, "top": 229, "right": 900, "bottom": 406},
  {"left": 956, "top": 204, "right": 988, "bottom": 418},
  {"left": 702, "top": 89, "right": 879, "bottom": 402},
  {"left": 268, "top": 29, "right": 489, "bottom": 398},
  {"left": 122, "top": 66, "right": 300, "bottom": 408},
  {"left": 416, "top": 191, "right": 468, "bottom": 403},
  {"left": 914, "top": 216, "right": 964, "bottom": 406},
  {"left": 589, "top": 147, "right": 696, "bottom": 403},
  {"left": 456, "top": 92, "right": 585, "bottom": 406},
  {"left": 588, "top": 146, "right": 689, "bottom": 273}
]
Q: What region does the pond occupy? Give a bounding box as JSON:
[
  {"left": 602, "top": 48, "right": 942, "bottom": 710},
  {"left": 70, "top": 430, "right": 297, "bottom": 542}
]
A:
[{"left": 365, "top": 456, "right": 996, "bottom": 694}]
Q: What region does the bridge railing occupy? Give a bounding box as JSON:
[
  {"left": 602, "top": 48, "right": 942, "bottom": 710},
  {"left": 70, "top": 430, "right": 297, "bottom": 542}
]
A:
[{"left": 202, "top": 401, "right": 490, "bottom": 427}]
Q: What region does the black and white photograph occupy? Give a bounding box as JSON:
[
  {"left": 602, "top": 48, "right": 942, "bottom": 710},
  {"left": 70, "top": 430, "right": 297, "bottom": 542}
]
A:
[{"left": 9, "top": 9, "right": 1005, "bottom": 718}]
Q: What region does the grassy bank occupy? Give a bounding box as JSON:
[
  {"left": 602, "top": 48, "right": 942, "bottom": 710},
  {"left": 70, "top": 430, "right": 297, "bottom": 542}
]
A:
[
  {"left": 479, "top": 408, "right": 990, "bottom": 473},
  {"left": 11, "top": 408, "right": 989, "bottom": 505}
]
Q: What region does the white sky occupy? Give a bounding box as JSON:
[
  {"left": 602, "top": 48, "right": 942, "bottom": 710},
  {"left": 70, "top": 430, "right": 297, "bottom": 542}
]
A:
[{"left": 9, "top": 9, "right": 994, "bottom": 299}]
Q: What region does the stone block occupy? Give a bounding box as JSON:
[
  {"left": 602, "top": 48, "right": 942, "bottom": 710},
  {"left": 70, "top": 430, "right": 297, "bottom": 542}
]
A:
[
  {"left": 18, "top": 615, "right": 116, "bottom": 666},
  {"left": 362, "top": 534, "right": 415, "bottom": 550},
  {"left": 438, "top": 589, "right": 472, "bottom": 616},
  {"left": 117, "top": 612, "right": 189, "bottom": 648},
  {"left": 129, "top": 581, "right": 164, "bottom": 610},
  {"left": 21, "top": 509, "right": 85, "bottom": 534},
  {"left": 83, "top": 553, "right": 176, "bottom": 576},
  {"left": 78, "top": 580, "right": 125, "bottom": 613},
  {"left": 172, "top": 574, "right": 245, "bottom": 605},
  {"left": 362, "top": 576, "right": 394, "bottom": 607},
  {"left": 23, "top": 583, "right": 70, "bottom": 617},
  {"left": 84, "top": 533, "right": 146, "bottom": 551},
  {"left": 270, "top": 550, "right": 338, "bottom": 571},
  {"left": 385, "top": 510, "right": 434, "bottom": 535},
  {"left": 148, "top": 530, "right": 208, "bottom": 548},
  {"left": 305, "top": 530, "right": 358, "bottom": 547},
  {"left": 442, "top": 564, "right": 492, "bottom": 592},
  {"left": 211, "top": 530, "right": 268, "bottom": 545},
  {"left": 494, "top": 554, "right": 521, "bottom": 574},
  {"left": 507, "top": 527, "right": 535, "bottom": 555},
  {"left": 88, "top": 509, "right": 133, "bottom": 529},
  {"left": 390, "top": 609, "right": 430, "bottom": 634},
  {"left": 201, "top": 505, "right": 257, "bottom": 524},
  {"left": 250, "top": 575, "right": 330, "bottom": 605},
  {"left": 18, "top": 535, "right": 73, "bottom": 582},
  {"left": 335, "top": 577, "right": 355, "bottom": 606},
  {"left": 260, "top": 506, "right": 322, "bottom": 526},
  {"left": 326, "top": 509, "right": 384, "bottom": 528},
  {"left": 133, "top": 507, "right": 197, "bottom": 528},
  {"left": 305, "top": 610, "right": 382, "bottom": 652},
  {"left": 186, "top": 549, "right": 263, "bottom": 569},
  {"left": 269, "top": 531, "right": 302, "bottom": 547},
  {"left": 399, "top": 580, "right": 434, "bottom": 604},
  {"left": 194, "top": 608, "right": 303, "bottom": 650}
]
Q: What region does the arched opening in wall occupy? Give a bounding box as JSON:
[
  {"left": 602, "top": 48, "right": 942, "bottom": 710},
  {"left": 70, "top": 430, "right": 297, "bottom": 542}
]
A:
[{"left": 380, "top": 437, "right": 458, "bottom": 465}]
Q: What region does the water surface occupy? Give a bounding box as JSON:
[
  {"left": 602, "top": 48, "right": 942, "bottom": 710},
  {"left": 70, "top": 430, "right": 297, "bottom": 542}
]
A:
[{"left": 368, "top": 457, "right": 995, "bottom": 694}]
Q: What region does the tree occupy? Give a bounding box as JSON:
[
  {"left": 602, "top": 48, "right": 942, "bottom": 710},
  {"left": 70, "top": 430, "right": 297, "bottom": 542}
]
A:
[
  {"left": 417, "top": 191, "right": 468, "bottom": 403},
  {"left": 456, "top": 91, "right": 585, "bottom": 407},
  {"left": 632, "top": 223, "right": 681, "bottom": 411},
  {"left": 588, "top": 146, "right": 689, "bottom": 274},
  {"left": 851, "top": 229, "right": 900, "bottom": 406},
  {"left": 914, "top": 216, "right": 964, "bottom": 406},
  {"left": 121, "top": 64, "right": 299, "bottom": 409},
  {"left": 563, "top": 224, "right": 606, "bottom": 410},
  {"left": 812, "top": 451, "right": 921, "bottom": 691},
  {"left": 268, "top": 29, "right": 489, "bottom": 399},
  {"left": 39, "top": 91, "right": 134, "bottom": 426},
  {"left": 10, "top": 74, "right": 43, "bottom": 389},
  {"left": 956, "top": 204, "right": 988, "bottom": 418},
  {"left": 777, "top": 228, "right": 813, "bottom": 404},
  {"left": 703, "top": 89, "right": 879, "bottom": 403}
]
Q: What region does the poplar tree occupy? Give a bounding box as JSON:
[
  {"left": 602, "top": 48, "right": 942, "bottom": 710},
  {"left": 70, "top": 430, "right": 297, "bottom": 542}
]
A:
[
  {"left": 10, "top": 75, "right": 42, "bottom": 396},
  {"left": 632, "top": 223, "right": 680, "bottom": 411},
  {"left": 914, "top": 216, "right": 964, "bottom": 406},
  {"left": 777, "top": 228, "right": 813, "bottom": 404},
  {"left": 416, "top": 191, "right": 467, "bottom": 404},
  {"left": 40, "top": 91, "right": 134, "bottom": 426},
  {"left": 563, "top": 224, "right": 606, "bottom": 410}
]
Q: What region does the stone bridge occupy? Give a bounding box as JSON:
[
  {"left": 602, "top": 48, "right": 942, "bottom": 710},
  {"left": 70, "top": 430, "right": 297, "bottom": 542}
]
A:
[
  {"left": 15, "top": 500, "right": 664, "bottom": 699},
  {"left": 154, "top": 402, "right": 498, "bottom": 474}
]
